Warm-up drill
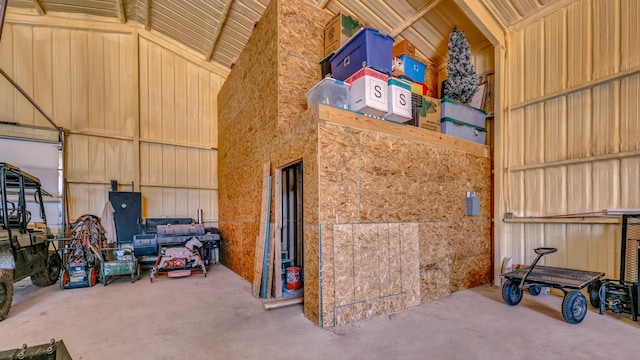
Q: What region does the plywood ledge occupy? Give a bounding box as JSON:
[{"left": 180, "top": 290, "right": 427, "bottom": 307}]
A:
[{"left": 317, "top": 105, "right": 490, "bottom": 158}]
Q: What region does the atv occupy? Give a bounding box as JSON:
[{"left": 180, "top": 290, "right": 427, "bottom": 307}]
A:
[{"left": 0, "top": 162, "right": 61, "bottom": 320}]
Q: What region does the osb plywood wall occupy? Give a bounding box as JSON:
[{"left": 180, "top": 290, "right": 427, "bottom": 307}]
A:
[
  {"left": 495, "top": 0, "right": 640, "bottom": 282},
  {"left": 317, "top": 118, "right": 491, "bottom": 327},
  {"left": 0, "top": 18, "right": 224, "bottom": 223},
  {"left": 217, "top": 0, "right": 331, "bottom": 324}
]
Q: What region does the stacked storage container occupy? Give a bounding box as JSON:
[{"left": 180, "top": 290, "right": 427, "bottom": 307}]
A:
[{"left": 440, "top": 97, "right": 487, "bottom": 144}]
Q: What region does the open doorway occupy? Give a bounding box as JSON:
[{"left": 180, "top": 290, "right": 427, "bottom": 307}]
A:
[{"left": 280, "top": 161, "right": 303, "bottom": 297}]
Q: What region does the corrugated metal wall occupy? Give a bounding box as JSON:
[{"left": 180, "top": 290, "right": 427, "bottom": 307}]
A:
[
  {"left": 497, "top": 0, "right": 640, "bottom": 278},
  {"left": 0, "top": 18, "right": 223, "bottom": 224}
]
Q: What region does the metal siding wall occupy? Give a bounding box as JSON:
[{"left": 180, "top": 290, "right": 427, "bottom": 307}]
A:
[
  {"left": 621, "top": 0, "right": 640, "bottom": 70},
  {"left": 0, "top": 20, "right": 223, "bottom": 222},
  {"left": 498, "top": 0, "right": 640, "bottom": 278},
  {"left": 543, "top": 97, "right": 567, "bottom": 162},
  {"left": 620, "top": 74, "right": 640, "bottom": 152},
  {"left": 138, "top": 37, "right": 220, "bottom": 221},
  {"left": 544, "top": 10, "right": 566, "bottom": 94}
]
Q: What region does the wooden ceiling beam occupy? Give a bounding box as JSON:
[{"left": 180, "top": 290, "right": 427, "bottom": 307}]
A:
[
  {"left": 116, "top": 0, "right": 126, "bottom": 23},
  {"left": 389, "top": 0, "right": 443, "bottom": 38},
  {"left": 32, "top": 0, "right": 45, "bottom": 15},
  {"left": 205, "top": 0, "right": 235, "bottom": 62},
  {"left": 455, "top": 0, "right": 505, "bottom": 46},
  {"left": 317, "top": 0, "right": 330, "bottom": 9}
]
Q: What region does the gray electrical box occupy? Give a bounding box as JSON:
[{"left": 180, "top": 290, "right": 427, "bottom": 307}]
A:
[{"left": 466, "top": 192, "right": 480, "bottom": 216}]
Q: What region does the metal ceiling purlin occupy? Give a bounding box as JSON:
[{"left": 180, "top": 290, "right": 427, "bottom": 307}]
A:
[
  {"left": 116, "top": 0, "right": 125, "bottom": 22},
  {"left": 390, "top": 0, "right": 443, "bottom": 37},
  {"left": 145, "top": 0, "right": 151, "bottom": 30},
  {"left": 206, "top": 0, "right": 235, "bottom": 61},
  {"left": 32, "top": 0, "right": 44, "bottom": 14}
]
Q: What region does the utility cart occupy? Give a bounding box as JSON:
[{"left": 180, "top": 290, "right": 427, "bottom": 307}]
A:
[
  {"left": 500, "top": 247, "right": 604, "bottom": 324},
  {"left": 99, "top": 247, "right": 140, "bottom": 285}
]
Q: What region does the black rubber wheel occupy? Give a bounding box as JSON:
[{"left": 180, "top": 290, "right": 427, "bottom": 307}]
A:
[
  {"left": 31, "top": 252, "right": 62, "bottom": 286},
  {"left": 588, "top": 280, "right": 601, "bottom": 308},
  {"left": 529, "top": 285, "right": 541, "bottom": 296},
  {"left": 562, "top": 290, "right": 588, "bottom": 324},
  {"left": 502, "top": 279, "right": 523, "bottom": 306},
  {"left": 0, "top": 269, "right": 14, "bottom": 321}
]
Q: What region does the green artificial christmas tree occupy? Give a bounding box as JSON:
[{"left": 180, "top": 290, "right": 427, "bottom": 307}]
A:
[{"left": 445, "top": 26, "right": 479, "bottom": 104}]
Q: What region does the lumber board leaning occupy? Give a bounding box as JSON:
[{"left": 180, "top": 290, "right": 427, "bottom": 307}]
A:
[
  {"left": 260, "top": 182, "right": 273, "bottom": 299},
  {"left": 266, "top": 224, "right": 276, "bottom": 298},
  {"left": 274, "top": 170, "right": 283, "bottom": 298},
  {"left": 252, "top": 162, "right": 271, "bottom": 298},
  {"left": 263, "top": 297, "right": 304, "bottom": 310}
]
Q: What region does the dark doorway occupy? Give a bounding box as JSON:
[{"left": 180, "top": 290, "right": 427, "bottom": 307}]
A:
[{"left": 280, "top": 162, "right": 303, "bottom": 286}]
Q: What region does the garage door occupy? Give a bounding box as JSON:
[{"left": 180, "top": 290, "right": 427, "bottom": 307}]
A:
[{"left": 0, "top": 133, "right": 63, "bottom": 235}]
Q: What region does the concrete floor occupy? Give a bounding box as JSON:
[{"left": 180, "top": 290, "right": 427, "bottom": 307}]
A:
[{"left": 1, "top": 264, "right": 639, "bottom": 360}]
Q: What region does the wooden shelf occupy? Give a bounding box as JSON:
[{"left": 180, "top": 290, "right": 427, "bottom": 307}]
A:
[{"left": 317, "top": 105, "right": 490, "bottom": 158}]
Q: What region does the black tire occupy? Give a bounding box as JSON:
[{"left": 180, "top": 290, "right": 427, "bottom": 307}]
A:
[
  {"left": 562, "top": 290, "right": 588, "bottom": 324},
  {"left": 31, "top": 252, "right": 62, "bottom": 287},
  {"left": 502, "top": 279, "right": 523, "bottom": 306},
  {"left": 529, "top": 285, "right": 541, "bottom": 296},
  {"left": 0, "top": 269, "right": 14, "bottom": 321},
  {"left": 588, "top": 280, "right": 601, "bottom": 308}
]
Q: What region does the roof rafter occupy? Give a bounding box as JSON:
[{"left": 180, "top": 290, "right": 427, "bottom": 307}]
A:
[
  {"left": 145, "top": 0, "right": 151, "bottom": 30},
  {"left": 390, "top": 0, "right": 443, "bottom": 38},
  {"left": 116, "top": 0, "right": 126, "bottom": 23},
  {"left": 205, "top": 0, "right": 235, "bottom": 62},
  {"left": 32, "top": 0, "right": 45, "bottom": 15},
  {"left": 317, "top": 0, "right": 330, "bottom": 9}
]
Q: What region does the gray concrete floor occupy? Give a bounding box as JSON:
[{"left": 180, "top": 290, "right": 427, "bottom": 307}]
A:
[{"left": 1, "top": 264, "right": 639, "bottom": 359}]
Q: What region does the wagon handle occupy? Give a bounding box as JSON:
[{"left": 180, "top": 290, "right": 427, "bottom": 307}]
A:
[
  {"left": 519, "top": 247, "right": 558, "bottom": 290},
  {"left": 534, "top": 247, "right": 557, "bottom": 255}
]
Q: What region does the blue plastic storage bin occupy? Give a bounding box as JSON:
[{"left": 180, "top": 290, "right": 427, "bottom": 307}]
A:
[
  {"left": 396, "top": 55, "right": 426, "bottom": 83},
  {"left": 330, "top": 27, "right": 394, "bottom": 81}
]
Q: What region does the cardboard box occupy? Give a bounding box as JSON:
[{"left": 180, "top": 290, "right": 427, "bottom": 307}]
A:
[
  {"left": 324, "top": 12, "right": 363, "bottom": 56},
  {"left": 347, "top": 68, "right": 389, "bottom": 116},
  {"left": 419, "top": 122, "right": 441, "bottom": 133},
  {"left": 392, "top": 39, "right": 416, "bottom": 58},
  {"left": 384, "top": 78, "right": 412, "bottom": 122},
  {"left": 417, "top": 95, "right": 441, "bottom": 128}
]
